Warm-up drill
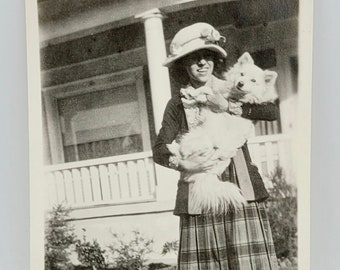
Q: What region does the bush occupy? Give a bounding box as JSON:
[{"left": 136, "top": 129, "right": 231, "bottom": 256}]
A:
[
  {"left": 45, "top": 204, "right": 77, "bottom": 270},
  {"left": 75, "top": 230, "right": 107, "bottom": 270},
  {"left": 161, "top": 240, "right": 179, "bottom": 256},
  {"left": 108, "top": 230, "right": 154, "bottom": 270},
  {"left": 267, "top": 167, "right": 297, "bottom": 261}
]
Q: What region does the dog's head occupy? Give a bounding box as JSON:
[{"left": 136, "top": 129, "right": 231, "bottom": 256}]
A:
[{"left": 226, "top": 52, "right": 278, "bottom": 103}]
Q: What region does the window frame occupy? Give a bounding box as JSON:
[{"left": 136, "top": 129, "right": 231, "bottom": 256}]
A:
[{"left": 42, "top": 67, "right": 151, "bottom": 164}]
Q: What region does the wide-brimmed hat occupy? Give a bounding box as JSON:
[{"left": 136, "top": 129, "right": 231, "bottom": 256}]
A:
[{"left": 163, "top": 22, "right": 227, "bottom": 67}]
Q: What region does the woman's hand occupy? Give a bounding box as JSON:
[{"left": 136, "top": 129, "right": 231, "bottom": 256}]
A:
[
  {"left": 228, "top": 100, "right": 243, "bottom": 116},
  {"left": 206, "top": 94, "right": 229, "bottom": 112},
  {"left": 178, "top": 148, "right": 219, "bottom": 173}
]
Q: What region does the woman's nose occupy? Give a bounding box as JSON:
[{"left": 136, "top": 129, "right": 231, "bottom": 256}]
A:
[{"left": 197, "top": 57, "right": 207, "bottom": 65}]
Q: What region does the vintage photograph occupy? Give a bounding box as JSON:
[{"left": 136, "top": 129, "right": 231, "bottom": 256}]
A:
[{"left": 28, "top": 0, "right": 312, "bottom": 269}]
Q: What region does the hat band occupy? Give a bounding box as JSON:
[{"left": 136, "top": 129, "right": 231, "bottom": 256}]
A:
[{"left": 169, "top": 28, "right": 225, "bottom": 56}]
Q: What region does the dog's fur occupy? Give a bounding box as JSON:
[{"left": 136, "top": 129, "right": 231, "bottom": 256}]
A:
[{"left": 167, "top": 52, "right": 278, "bottom": 213}]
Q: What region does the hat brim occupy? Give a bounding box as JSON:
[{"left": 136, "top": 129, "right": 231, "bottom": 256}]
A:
[{"left": 163, "top": 44, "right": 227, "bottom": 67}]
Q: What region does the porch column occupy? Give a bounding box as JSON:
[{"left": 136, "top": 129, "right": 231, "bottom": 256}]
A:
[{"left": 136, "top": 8, "right": 172, "bottom": 133}]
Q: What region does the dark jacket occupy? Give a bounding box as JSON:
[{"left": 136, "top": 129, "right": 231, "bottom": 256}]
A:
[{"left": 152, "top": 94, "right": 279, "bottom": 215}]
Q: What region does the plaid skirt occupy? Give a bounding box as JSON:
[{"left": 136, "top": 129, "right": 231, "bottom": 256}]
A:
[{"left": 178, "top": 202, "right": 278, "bottom": 270}]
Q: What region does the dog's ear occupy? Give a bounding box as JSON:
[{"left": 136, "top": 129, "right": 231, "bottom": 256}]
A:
[
  {"left": 264, "top": 70, "right": 278, "bottom": 86},
  {"left": 237, "top": 52, "right": 254, "bottom": 65}
]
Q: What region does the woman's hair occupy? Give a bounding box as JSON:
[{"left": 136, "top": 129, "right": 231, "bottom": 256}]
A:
[{"left": 168, "top": 49, "right": 227, "bottom": 86}]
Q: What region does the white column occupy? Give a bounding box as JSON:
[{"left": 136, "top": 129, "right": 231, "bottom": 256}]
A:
[
  {"left": 136, "top": 8, "right": 172, "bottom": 133},
  {"left": 136, "top": 9, "right": 178, "bottom": 204}
]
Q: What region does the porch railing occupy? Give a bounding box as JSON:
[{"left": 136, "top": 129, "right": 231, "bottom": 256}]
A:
[
  {"left": 247, "top": 134, "right": 292, "bottom": 178},
  {"left": 45, "top": 151, "right": 156, "bottom": 209},
  {"left": 45, "top": 135, "right": 292, "bottom": 209}
]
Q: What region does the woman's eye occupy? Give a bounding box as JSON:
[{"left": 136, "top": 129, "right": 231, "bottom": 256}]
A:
[{"left": 251, "top": 79, "right": 256, "bottom": 83}]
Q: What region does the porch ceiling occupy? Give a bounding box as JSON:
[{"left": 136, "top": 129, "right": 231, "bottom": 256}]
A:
[
  {"left": 39, "top": 0, "right": 234, "bottom": 45},
  {"left": 38, "top": 0, "right": 111, "bottom": 22},
  {"left": 39, "top": 0, "right": 297, "bottom": 48},
  {"left": 40, "top": 2, "right": 297, "bottom": 72},
  {"left": 38, "top": 0, "right": 231, "bottom": 23}
]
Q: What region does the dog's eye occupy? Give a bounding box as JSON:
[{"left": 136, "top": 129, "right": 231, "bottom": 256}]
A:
[
  {"left": 251, "top": 79, "right": 256, "bottom": 83},
  {"left": 240, "top": 73, "right": 244, "bottom": 76}
]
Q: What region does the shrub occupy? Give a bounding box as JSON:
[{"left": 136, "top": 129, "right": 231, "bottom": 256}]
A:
[
  {"left": 267, "top": 167, "right": 297, "bottom": 261},
  {"left": 108, "top": 230, "right": 154, "bottom": 270},
  {"left": 161, "top": 240, "right": 179, "bottom": 256},
  {"left": 45, "top": 204, "right": 76, "bottom": 270},
  {"left": 75, "top": 230, "right": 107, "bottom": 270}
]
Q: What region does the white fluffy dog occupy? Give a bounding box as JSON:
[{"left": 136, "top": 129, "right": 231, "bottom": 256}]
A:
[
  {"left": 167, "top": 52, "right": 278, "bottom": 213},
  {"left": 226, "top": 52, "right": 278, "bottom": 103}
]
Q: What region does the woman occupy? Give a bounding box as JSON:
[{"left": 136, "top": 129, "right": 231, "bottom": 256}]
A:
[{"left": 153, "top": 23, "right": 279, "bottom": 270}]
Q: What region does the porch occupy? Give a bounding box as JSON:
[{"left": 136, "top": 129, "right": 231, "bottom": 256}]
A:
[
  {"left": 40, "top": 0, "right": 299, "bottom": 214},
  {"left": 45, "top": 134, "right": 292, "bottom": 210}
]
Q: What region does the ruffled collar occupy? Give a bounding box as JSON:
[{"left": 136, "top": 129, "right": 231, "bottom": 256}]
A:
[{"left": 180, "top": 75, "right": 230, "bottom": 108}]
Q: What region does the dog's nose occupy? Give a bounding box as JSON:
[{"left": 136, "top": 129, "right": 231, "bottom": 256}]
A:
[{"left": 237, "top": 81, "right": 244, "bottom": 88}]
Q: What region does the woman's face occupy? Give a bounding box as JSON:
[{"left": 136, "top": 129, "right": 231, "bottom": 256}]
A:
[{"left": 183, "top": 50, "right": 215, "bottom": 87}]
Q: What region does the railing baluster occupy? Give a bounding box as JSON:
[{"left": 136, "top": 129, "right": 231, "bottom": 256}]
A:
[
  {"left": 81, "top": 167, "right": 92, "bottom": 202},
  {"left": 117, "top": 162, "right": 129, "bottom": 199},
  {"left": 108, "top": 164, "right": 119, "bottom": 200},
  {"left": 272, "top": 142, "right": 280, "bottom": 168},
  {"left": 258, "top": 143, "right": 267, "bottom": 177},
  {"left": 248, "top": 142, "right": 261, "bottom": 173},
  {"left": 90, "top": 166, "right": 102, "bottom": 202},
  {"left": 278, "top": 140, "right": 288, "bottom": 170},
  {"left": 99, "top": 165, "right": 111, "bottom": 202},
  {"left": 265, "top": 141, "right": 275, "bottom": 176},
  {"left": 127, "top": 161, "right": 139, "bottom": 198},
  {"left": 145, "top": 157, "right": 156, "bottom": 196},
  {"left": 72, "top": 168, "right": 83, "bottom": 204},
  {"left": 137, "top": 159, "right": 148, "bottom": 197},
  {"left": 63, "top": 170, "right": 75, "bottom": 204},
  {"left": 55, "top": 171, "right": 66, "bottom": 204}
]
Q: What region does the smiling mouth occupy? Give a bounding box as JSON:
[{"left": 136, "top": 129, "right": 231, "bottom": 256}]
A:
[{"left": 198, "top": 68, "right": 209, "bottom": 73}]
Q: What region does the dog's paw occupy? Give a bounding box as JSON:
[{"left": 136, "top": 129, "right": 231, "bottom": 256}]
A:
[
  {"left": 195, "top": 94, "right": 208, "bottom": 103},
  {"left": 189, "top": 86, "right": 214, "bottom": 104},
  {"left": 205, "top": 94, "right": 229, "bottom": 112},
  {"left": 166, "top": 141, "right": 180, "bottom": 156},
  {"left": 240, "top": 94, "right": 260, "bottom": 104}
]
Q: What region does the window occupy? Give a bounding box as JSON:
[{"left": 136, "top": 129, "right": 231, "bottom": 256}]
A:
[
  {"left": 59, "top": 85, "right": 144, "bottom": 162},
  {"left": 44, "top": 68, "right": 151, "bottom": 164}
]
